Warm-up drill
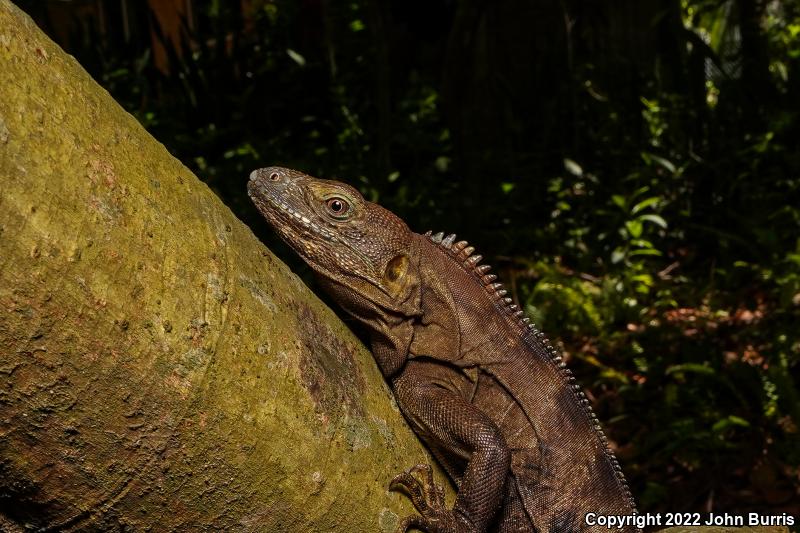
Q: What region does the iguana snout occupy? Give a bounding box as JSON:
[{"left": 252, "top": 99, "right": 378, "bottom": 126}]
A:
[{"left": 248, "top": 166, "right": 343, "bottom": 244}]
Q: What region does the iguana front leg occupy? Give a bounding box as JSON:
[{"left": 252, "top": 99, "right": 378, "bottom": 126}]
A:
[{"left": 391, "top": 362, "right": 511, "bottom": 532}]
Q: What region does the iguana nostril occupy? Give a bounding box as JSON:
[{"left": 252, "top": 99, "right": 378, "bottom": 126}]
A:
[{"left": 269, "top": 172, "right": 280, "bottom": 182}]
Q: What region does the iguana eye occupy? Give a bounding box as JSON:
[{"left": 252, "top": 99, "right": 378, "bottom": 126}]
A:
[{"left": 325, "top": 197, "right": 351, "bottom": 219}]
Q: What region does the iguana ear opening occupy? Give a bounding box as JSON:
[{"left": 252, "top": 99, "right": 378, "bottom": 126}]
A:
[{"left": 383, "top": 254, "right": 409, "bottom": 296}]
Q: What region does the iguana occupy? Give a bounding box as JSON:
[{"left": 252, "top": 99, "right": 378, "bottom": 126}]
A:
[{"left": 248, "top": 166, "right": 639, "bottom": 532}]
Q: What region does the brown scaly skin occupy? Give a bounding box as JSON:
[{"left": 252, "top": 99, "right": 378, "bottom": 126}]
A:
[{"left": 248, "top": 167, "right": 640, "bottom": 532}]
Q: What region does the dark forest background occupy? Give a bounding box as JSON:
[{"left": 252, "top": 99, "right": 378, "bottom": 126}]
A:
[{"left": 18, "top": 0, "right": 800, "bottom": 522}]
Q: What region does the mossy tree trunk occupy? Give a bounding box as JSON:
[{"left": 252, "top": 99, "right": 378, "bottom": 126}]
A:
[{"left": 0, "top": 2, "right": 445, "bottom": 531}]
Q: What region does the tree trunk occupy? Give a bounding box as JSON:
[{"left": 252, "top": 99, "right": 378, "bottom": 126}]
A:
[{"left": 0, "top": 1, "right": 447, "bottom": 531}]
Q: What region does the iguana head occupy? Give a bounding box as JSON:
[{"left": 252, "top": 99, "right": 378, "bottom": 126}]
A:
[{"left": 248, "top": 166, "right": 418, "bottom": 313}]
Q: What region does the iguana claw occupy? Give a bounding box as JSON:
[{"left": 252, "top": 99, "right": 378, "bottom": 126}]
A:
[{"left": 390, "top": 464, "right": 475, "bottom": 533}]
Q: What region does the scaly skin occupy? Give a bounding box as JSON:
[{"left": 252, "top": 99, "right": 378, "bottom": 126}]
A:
[{"left": 248, "top": 167, "right": 640, "bottom": 532}]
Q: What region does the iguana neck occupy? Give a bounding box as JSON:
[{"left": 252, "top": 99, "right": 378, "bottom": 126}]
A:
[{"left": 314, "top": 235, "right": 423, "bottom": 377}]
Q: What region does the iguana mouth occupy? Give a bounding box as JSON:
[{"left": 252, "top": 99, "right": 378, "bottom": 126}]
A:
[{"left": 247, "top": 171, "right": 339, "bottom": 243}]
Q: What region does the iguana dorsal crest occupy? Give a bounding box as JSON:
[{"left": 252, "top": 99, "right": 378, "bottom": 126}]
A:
[{"left": 424, "top": 229, "right": 637, "bottom": 509}]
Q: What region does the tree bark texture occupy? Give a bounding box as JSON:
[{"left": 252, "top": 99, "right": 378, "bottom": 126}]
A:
[{"left": 0, "top": 1, "right": 447, "bottom": 531}]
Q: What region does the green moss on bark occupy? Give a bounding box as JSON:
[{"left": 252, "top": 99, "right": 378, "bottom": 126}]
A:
[{"left": 0, "top": 1, "right": 449, "bottom": 530}]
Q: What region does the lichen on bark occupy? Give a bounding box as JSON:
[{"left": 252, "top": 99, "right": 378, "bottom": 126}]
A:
[{"left": 0, "top": 1, "right": 448, "bottom": 530}]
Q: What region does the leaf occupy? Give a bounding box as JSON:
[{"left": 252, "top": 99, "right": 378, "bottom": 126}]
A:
[
  {"left": 611, "top": 195, "right": 626, "bottom": 209},
  {"left": 643, "top": 152, "right": 677, "bottom": 174},
  {"left": 630, "top": 238, "right": 654, "bottom": 248},
  {"left": 611, "top": 248, "right": 626, "bottom": 264},
  {"left": 638, "top": 214, "right": 668, "bottom": 229},
  {"left": 501, "top": 182, "right": 515, "bottom": 194},
  {"left": 666, "top": 363, "right": 714, "bottom": 375},
  {"left": 635, "top": 283, "right": 650, "bottom": 295},
  {"left": 632, "top": 186, "right": 650, "bottom": 200},
  {"left": 625, "top": 220, "right": 643, "bottom": 238},
  {"left": 631, "top": 274, "right": 654, "bottom": 286},
  {"left": 727, "top": 415, "right": 750, "bottom": 427},
  {"left": 563, "top": 158, "right": 583, "bottom": 176},
  {"left": 712, "top": 415, "right": 751, "bottom": 433},
  {"left": 628, "top": 249, "right": 662, "bottom": 257},
  {"left": 286, "top": 48, "right": 306, "bottom": 67},
  {"left": 640, "top": 96, "right": 658, "bottom": 110},
  {"left": 631, "top": 197, "right": 660, "bottom": 214}
]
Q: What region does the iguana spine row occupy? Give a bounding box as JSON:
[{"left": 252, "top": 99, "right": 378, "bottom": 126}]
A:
[{"left": 423, "top": 229, "right": 636, "bottom": 511}]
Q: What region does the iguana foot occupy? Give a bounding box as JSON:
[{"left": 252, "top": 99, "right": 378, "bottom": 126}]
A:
[{"left": 389, "top": 464, "right": 475, "bottom": 533}]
